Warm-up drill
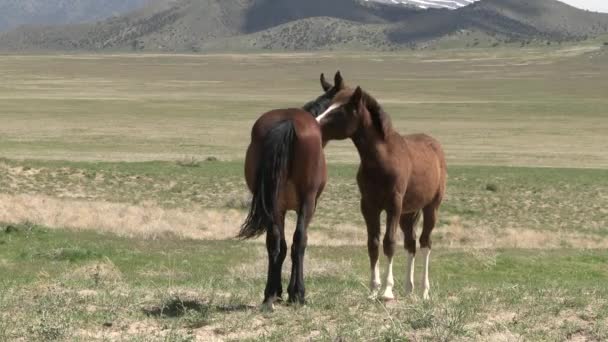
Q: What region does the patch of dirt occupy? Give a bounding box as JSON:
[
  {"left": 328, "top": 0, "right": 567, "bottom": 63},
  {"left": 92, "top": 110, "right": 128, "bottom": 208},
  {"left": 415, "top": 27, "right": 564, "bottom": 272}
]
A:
[
  {"left": 484, "top": 331, "right": 522, "bottom": 342},
  {"left": 77, "top": 289, "right": 99, "bottom": 298},
  {"left": 198, "top": 316, "right": 269, "bottom": 342}
]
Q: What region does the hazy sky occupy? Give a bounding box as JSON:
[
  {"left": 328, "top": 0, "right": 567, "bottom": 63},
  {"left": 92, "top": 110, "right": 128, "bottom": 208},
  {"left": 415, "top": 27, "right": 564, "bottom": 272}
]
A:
[{"left": 558, "top": 0, "right": 608, "bottom": 12}]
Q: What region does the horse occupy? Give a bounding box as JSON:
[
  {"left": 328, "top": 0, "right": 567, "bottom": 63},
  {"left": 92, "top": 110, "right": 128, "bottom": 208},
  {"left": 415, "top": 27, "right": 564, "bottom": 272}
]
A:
[
  {"left": 303, "top": 71, "right": 345, "bottom": 117},
  {"left": 239, "top": 72, "right": 345, "bottom": 310},
  {"left": 316, "top": 86, "right": 447, "bottom": 300}
]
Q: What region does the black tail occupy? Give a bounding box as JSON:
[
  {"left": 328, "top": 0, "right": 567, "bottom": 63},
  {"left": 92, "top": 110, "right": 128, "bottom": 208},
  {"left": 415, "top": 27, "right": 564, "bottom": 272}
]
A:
[{"left": 239, "top": 120, "right": 296, "bottom": 239}]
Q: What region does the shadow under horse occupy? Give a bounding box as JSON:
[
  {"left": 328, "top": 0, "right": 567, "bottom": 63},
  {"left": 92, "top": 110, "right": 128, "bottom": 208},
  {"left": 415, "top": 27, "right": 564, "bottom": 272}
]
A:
[
  {"left": 239, "top": 72, "right": 345, "bottom": 310},
  {"left": 317, "top": 86, "right": 447, "bottom": 301}
]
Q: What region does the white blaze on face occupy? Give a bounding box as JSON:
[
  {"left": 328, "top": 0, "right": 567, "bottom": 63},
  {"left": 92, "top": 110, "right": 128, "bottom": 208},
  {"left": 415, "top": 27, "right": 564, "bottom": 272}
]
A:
[{"left": 315, "top": 103, "right": 341, "bottom": 123}]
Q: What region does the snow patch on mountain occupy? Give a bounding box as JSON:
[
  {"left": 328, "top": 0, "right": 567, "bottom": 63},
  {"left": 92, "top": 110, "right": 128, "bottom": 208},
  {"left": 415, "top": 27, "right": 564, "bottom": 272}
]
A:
[{"left": 365, "top": 0, "right": 479, "bottom": 10}]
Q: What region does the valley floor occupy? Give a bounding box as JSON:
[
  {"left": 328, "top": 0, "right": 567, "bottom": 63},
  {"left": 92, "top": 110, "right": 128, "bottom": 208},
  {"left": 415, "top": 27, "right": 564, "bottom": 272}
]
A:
[{"left": 1, "top": 48, "right": 607, "bottom": 340}]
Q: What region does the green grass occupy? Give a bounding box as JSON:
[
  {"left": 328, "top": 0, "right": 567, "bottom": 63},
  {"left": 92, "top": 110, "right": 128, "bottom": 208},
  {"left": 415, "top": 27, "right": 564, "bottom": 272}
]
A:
[
  {"left": 0, "top": 224, "right": 607, "bottom": 341},
  {"left": 0, "top": 158, "right": 606, "bottom": 340}
]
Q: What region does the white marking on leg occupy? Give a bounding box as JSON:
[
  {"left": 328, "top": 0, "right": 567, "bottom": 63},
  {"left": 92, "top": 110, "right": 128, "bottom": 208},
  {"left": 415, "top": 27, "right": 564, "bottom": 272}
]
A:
[
  {"left": 315, "top": 103, "right": 341, "bottom": 123},
  {"left": 421, "top": 247, "right": 431, "bottom": 300},
  {"left": 381, "top": 257, "right": 394, "bottom": 300},
  {"left": 368, "top": 261, "right": 381, "bottom": 299},
  {"left": 405, "top": 252, "right": 415, "bottom": 295}
]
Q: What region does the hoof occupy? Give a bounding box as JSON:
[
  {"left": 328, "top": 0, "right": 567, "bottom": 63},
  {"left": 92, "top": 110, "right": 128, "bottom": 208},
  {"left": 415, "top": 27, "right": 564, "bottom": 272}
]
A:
[
  {"left": 287, "top": 298, "right": 306, "bottom": 306},
  {"left": 422, "top": 291, "right": 430, "bottom": 301},
  {"left": 405, "top": 285, "right": 414, "bottom": 296},
  {"left": 367, "top": 290, "right": 379, "bottom": 301},
  {"left": 381, "top": 289, "right": 395, "bottom": 302},
  {"left": 381, "top": 295, "right": 396, "bottom": 303},
  {"left": 260, "top": 301, "right": 274, "bottom": 312}
]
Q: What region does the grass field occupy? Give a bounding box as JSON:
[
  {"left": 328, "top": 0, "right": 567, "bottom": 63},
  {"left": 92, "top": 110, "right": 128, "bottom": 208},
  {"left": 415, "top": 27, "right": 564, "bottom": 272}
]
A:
[
  {"left": 1, "top": 46, "right": 607, "bottom": 167},
  {"left": 1, "top": 46, "right": 607, "bottom": 341}
]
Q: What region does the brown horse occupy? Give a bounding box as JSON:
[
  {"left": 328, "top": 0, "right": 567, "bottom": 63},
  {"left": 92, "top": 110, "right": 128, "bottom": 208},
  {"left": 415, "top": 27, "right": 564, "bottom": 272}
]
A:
[
  {"left": 239, "top": 72, "right": 345, "bottom": 309},
  {"left": 316, "top": 86, "right": 447, "bottom": 300}
]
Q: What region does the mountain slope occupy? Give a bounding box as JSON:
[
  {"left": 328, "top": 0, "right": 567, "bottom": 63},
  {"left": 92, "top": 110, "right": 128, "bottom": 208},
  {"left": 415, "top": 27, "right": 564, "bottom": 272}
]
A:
[
  {"left": 1, "top": 0, "right": 607, "bottom": 52},
  {"left": 0, "top": 0, "right": 412, "bottom": 51},
  {"left": 468, "top": 0, "right": 608, "bottom": 37},
  {"left": 0, "top": 0, "right": 252, "bottom": 51},
  {"left": 243, "top": 0, "right": 417, "bottom": 32},
  {"left": 202, "top": 16, "right": 392, "bottom": 51},
  {"left": 0, "top": 0, "right": 153, "bottom": 32},
  {"left": 388, "top": 0, "right": 608, "bottom": 44}
]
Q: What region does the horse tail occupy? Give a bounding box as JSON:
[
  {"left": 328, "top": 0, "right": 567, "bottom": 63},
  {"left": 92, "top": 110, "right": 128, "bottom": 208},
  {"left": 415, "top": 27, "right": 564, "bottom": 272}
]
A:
[{"left": 238, "top": 120, "right": 296, "bottom": 239}]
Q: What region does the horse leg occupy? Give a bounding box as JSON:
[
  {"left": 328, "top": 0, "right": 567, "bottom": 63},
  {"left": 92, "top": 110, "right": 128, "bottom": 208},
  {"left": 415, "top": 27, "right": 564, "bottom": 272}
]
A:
[
  {"left": 361, "top": 199, "right": 381, "bottom": 299},
  {"left": 420, "top": 205, "right": 438, "bottom": 300},
  {"left": 288, "top": 195, "right": 315, "bottom": 304},
  {"left": 262, "top": 211, "right": 286, "bottom": 310},
  {"left": 381, "top": 197, "right": 403, "bottom": 301},
  {"left": 400, "top": 212, "right": 419, "bottom": 296},
  {"left": 276, "top": 232, "right": 288, "bottom": 301}
]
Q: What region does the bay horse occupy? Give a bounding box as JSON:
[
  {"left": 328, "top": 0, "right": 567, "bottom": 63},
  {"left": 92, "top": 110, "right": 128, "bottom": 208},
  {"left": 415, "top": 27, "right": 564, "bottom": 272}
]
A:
[
  {"left": 239, "top": 72, "right": 345, "bottom": 310},
  {"left": 316, "top": 86, "right": 446, "bottom": 300}
]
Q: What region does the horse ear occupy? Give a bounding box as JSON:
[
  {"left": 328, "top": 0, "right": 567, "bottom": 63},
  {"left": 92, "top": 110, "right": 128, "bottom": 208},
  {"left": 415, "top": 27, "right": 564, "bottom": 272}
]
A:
[
  {"left": 350, "top": 86, "right": 363, "bottom": 107},
  {"left": 334, "top": 71, "right": 344, "bottom": 90},
  {"left": 320, "top": 73, "right": 332, "bottom": 92}
]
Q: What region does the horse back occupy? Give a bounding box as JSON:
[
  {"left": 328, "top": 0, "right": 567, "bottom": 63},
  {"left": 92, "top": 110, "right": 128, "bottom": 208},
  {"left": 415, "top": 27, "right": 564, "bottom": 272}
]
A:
[{"left": 403, "top": 134, "right": 446, "bottom": 167}]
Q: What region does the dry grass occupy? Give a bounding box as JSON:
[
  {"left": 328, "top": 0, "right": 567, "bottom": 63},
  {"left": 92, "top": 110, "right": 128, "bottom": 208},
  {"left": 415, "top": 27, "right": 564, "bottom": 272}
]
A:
[
  {"left": 0, "top": 193, "right": 243, "bottom": 240},
  {"left": 2, "top": 193, "right": 607, "bottom": 250},
  {"left": 436, "top": 215, "right": 608, "bottom": 249},
  {"left": 1, "top": 49, "right": 608, "bottom": 167}
]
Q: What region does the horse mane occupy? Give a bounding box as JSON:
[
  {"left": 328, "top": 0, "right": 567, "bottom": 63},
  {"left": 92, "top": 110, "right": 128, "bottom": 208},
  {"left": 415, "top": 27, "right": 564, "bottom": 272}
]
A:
[
  {"left": 302, "top": 93, "right": 332, "bottom": 118},
  {"left": 361, "top": 90, "right": 392, "bottom": 140}
]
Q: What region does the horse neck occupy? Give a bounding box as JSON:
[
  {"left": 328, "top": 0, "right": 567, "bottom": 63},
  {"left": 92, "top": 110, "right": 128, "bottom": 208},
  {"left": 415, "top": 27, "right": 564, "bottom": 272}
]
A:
[
  {"left": 302, "top": 96, "right": 330, "bottom": 117},
  {"left": 351, "top": 125, "right": 387, "bottom": 167},
  {"left": 351, "top": 96, "right": 395, "bottom": 166}
]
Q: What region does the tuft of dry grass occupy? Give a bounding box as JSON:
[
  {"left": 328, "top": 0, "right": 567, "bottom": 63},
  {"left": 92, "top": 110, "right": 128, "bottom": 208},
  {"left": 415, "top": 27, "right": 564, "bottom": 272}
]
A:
[
  {"left": 436, "top": 215, "right": 608, "bottom": 249},
  {"left": 0, "top": 193, "right": 243, "bottom": 241}
]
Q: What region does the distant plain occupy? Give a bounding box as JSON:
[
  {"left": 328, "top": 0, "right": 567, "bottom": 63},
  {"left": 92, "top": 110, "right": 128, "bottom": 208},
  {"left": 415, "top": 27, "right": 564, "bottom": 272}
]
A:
[{"left": 1, "top": 46, "right": 607, "bottom": 341}]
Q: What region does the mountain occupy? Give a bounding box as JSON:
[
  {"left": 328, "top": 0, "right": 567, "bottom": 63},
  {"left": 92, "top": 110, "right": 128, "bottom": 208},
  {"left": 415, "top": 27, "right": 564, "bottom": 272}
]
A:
[
  {"left": 0, "top": 0, "right": 155, "bottom": 32},
  {"left": 388, "top": 0, "right": 608, "bottom": 46},
  {"left": 1, "top": 0, "right": 607, "bottom": 52}
]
